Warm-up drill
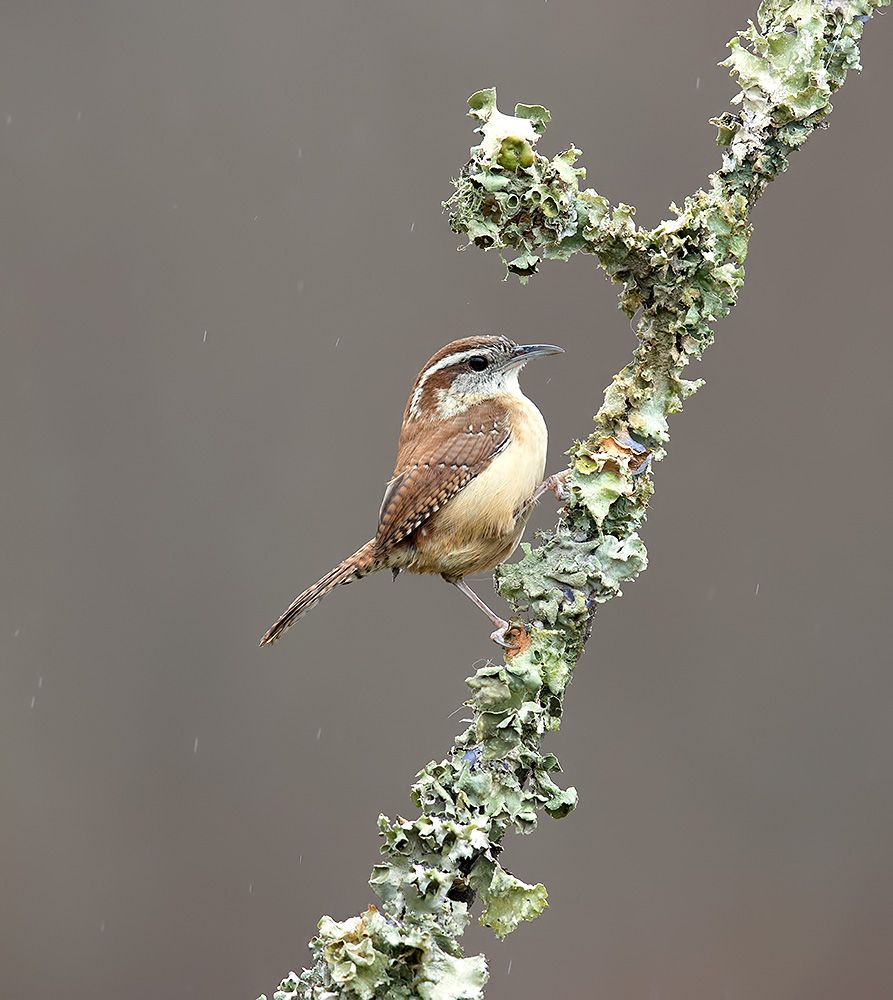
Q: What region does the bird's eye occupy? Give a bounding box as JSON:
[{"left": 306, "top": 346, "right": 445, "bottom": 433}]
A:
[{"left": 468, "top": 355, "right": 489, "bottom": 372}]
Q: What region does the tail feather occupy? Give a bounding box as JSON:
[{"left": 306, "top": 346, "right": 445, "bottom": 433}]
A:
[{"left": 260, "top": 539, "right": 380, "bottom": 646}]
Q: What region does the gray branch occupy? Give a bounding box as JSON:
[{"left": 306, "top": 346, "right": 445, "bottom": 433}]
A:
[{"left": 259, "top": 3, "right": 887, "bottom": 998}]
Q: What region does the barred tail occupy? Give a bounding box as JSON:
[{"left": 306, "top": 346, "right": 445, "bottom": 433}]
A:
[{"left": 259, "top": 539, "right": 380, "bottom": 646}]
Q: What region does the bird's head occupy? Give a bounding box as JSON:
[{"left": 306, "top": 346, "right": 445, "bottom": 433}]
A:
[{"left": 405, "top": 335, "right": 563, "bottom": 421}]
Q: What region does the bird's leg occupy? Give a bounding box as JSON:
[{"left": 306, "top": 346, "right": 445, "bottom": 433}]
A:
[
  {"left": 447, "top": 577, "right": 517, "bottom": 648},
  {"left": 535, "top": 468, "right": 572, "bottom": 503},
  {"left": 515, "top": 468, "right": 572, "bottom": 519}
]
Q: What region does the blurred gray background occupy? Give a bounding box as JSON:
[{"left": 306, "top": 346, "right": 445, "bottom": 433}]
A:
[{"left": 2, "top": 2, "right": 891, "bottom": 998}]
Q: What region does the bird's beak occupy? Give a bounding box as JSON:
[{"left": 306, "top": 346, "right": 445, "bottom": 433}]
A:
[{"left": 509, "top": 343, "right": 565, "bottom": 364}]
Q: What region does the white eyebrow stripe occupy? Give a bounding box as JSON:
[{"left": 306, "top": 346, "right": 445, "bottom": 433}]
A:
[{"left": 408, "top": 349, "right": 481, "bottom": 418}]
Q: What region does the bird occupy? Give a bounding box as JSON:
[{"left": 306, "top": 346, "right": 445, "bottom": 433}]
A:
[{"left": 259, "top": 335, "right": 566, "bottom": 648}]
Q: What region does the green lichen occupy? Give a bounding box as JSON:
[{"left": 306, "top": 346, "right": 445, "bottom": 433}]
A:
[
  {"left": 267, "top": 906, "right": 487, "bottom": 1000},
  {"left": 470, "top": 860, "right": 548, "bottom": 939},
  {"left": 260, "top": 3, "right": 887, "bottom": 998}
]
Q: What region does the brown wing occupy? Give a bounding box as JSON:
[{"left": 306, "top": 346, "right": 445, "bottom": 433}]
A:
[{"left": 376, "top": 403, "right": 511, "bottom": 548}]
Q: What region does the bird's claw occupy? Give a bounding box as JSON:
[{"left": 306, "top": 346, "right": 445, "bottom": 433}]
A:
[
  {"left": 547, "top": 469, "right": 572, "bottom": 502},
  {"left": 490, "top": 621, "right": 528, "bottom": 650},
  {"left": 490, "top": 623, "right": 514, "bottom": 647}
]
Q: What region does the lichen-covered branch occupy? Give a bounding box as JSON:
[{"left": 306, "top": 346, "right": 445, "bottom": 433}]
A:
[{"left": 260, "top": 4, "right": 887, "bottom": 998}]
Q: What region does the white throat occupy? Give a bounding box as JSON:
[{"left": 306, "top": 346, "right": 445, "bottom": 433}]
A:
[{"left": 433, "top": 364, "right": 526, "bottom": 419}]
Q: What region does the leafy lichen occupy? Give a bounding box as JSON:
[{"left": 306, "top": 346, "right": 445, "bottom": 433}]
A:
[
  {"left": 260, "top": 3, "right": 887, "bottom": 997},
  {"left": 470, "top": 860, "right": 548, "bottom": 939},
  {"left": 266, "top": 906, "right": 487, "bottom": 1000}
]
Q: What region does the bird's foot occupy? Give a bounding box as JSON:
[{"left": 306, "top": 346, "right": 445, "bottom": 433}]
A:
[
  {"left": 519, "top": 469, "right": 572, "bottom": 517},
  {"left": 489, "top": 620, "right": 514, "bottom": 647},
  {"left": 490, "top": 619, "right": 529, "bottom": 651},
  {"left": 543, "top": 468, "right": 572, "bottom": 502}
]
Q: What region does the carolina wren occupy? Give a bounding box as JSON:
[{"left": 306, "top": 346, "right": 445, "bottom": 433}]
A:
[{"left": 260, "top": 335, "right": 564, "bottom": 648}]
